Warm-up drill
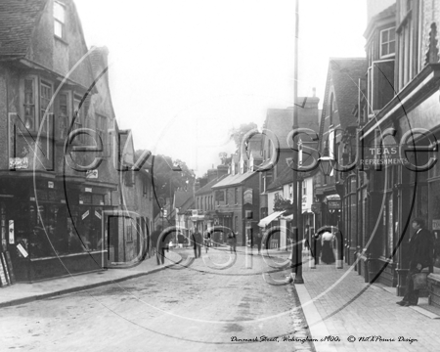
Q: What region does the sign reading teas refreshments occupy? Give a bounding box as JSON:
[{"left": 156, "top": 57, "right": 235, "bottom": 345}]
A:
[{"left": 360, "top": 145, "right": 410, "bottom": 166}]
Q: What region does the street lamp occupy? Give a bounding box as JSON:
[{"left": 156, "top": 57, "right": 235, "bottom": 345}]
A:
[{"left": 319, "top": 156, "right": 334, "bottom": 177}]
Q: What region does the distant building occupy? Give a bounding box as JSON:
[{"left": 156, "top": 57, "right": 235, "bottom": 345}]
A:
[
  {"left": 211, "top": 167, "right": 260, "bottom": 247},
  {"left": 315, "top": 57, "right": 367, "bottom": 264},
  {"left": 258, "top": 96, "right": 320, "bottom": 248}
]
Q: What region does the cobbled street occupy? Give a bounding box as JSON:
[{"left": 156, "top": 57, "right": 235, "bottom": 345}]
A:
[{"left": 1, "top": 248, "right": 315, "bottom": 352}]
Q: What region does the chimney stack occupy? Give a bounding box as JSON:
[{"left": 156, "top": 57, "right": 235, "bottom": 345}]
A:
[
  {"left": 207, "top": 169, "right": 217, "bottom": 183},
  {"left": 217, "top": 164, "right": 229, "bottom": 178}
]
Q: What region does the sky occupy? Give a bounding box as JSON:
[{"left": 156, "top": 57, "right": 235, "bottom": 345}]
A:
[{"left": 74, "top": 0, "right": 367, "bottom": 176}]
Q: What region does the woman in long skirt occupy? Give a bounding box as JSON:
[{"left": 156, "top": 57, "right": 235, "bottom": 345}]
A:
[{"left": 320, "top": 230, "right": 335, "bottom": 264}]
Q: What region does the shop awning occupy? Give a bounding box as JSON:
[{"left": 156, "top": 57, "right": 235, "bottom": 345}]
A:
[
  {"left": 258, "top": 211, "right": 285, "bottom": 228},
  {"left": 190, "top": 215, "right": 205, "bottom": 222}
]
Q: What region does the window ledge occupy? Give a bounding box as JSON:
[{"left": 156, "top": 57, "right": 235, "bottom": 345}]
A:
[{"left": 54, "top": 35, "right": 68, "bottom": 46}]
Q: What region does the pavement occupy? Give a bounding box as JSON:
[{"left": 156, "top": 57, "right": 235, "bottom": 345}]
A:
[
  {"left": 3, "top": 246, "right": 440, "bottom": 352},
  {"left": 0, "top": 249, "right": 184, "bottom": 309},
  {"left": 294, "top": 257, "right": 440, "bottom": 352}
]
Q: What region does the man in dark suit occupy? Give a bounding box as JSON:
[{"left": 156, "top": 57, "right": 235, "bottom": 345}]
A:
[
  {"left": 191, "top": 229, "right": 203, "bottom": 258},
  {"left": 151, "top": 225, "right": 165, "bottom": 265},
  {"left": 397, "top": 218, "right": 434, "bottom": 306}
]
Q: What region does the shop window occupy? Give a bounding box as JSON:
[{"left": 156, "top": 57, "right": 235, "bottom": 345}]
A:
[
  {"left": 20, "top": 77, "right": 54, "bottom": 134},
  {"left": 430, "top": 182, "right": 440, "bottom": 268},
  {"left": 79, "top": 193, "right": 92, "bottom": 205},
  {"left": 36, "top": 189, "right": 48, "bottom": 201},
  {"left": 126, "top": 218, "right": 133, "bottom": 243},
  {"left": 40, "top": 81, "right": 52, "bottom": 133},
  {"left": 24, "top": 79, "right": 36, "bottom": 130},
  {"left": 54, "top": 1, "right": 66, "bottom": 39},
  {"left": 96, "top": 114, "right": 109, "bottom": 157},
  {"left": 58, "top": 91, "right": 70, "bottom": 139},
  {"left": 73, "top": 97, "right": 84, "bottom": 142},
  {"left": 92, "top": 194, "right": 105, "bottom": 205}
]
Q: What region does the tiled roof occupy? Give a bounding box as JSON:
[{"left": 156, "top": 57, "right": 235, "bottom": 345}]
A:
[
  {"left": 0, "top": 0, "right": 48, "bottom": 57},
  {"left": 264, "top": 97, "right": 320, "bottom": 149},
  {"left": 211, "top": 171, "right": 256, "bottom": 189},
  {"left": 267, "top": 166, "right": 292, "bottom": 191},
  {"left": 196, "top": 174, "right": 228, "bottom": 195},
  {"left": 365, "top": 3, "right": 396, "bottom": 37},
  {"left": 265, "top": 108, "right": 293, "bottom": 149},
  {"left": 174, "top": 190, "right": 194, "bottom": 210},
  {"left": 372, "top": 3, "right": 396, "bottom": 22}
]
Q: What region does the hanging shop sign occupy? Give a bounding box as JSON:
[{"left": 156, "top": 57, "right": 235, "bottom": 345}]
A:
[
  {"left": 328, "top": 200, "right": 341, "bottom": 210},
  {"left": 82, "top": 210, "right": 90, "bottom": 220}
]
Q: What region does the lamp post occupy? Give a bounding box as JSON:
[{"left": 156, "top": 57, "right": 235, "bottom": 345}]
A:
[
  {"left": 319, "top": 156, "right": 334, "bottom": 177},
  {"left": 292, "top": 0, "right": 303, "bottom": 284}
]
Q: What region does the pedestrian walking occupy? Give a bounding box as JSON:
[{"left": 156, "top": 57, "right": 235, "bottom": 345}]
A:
[
  {"left": 256, "top": 230, "right": 263, "bottom": 254},
  {"left": 311, "top": 231, "right": 322, "bottom": 265},
  {"left": 397, "top": 218, "right": 434, "bottom": 307},
  {"left": 177, "top": 232, "right": 184, "bottom": 249},
  {"left": 320, "top": 228, "right": 335, "bottom": 264},
  {"left": 151, "top": 225, "right": 166, "bottom": 265},
  {"left": 191, "top": 229, "right": 203, "bottom": 258},
  {"left": 204, "top": 232, "right": 211, "bottom": 253},
  {"left": 227, "top": 232, "right": 237, "bottom": 253}
]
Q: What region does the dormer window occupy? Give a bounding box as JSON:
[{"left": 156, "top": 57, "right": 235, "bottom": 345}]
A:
[
  {"left": 54, "top": 1, "right": 66, "bottom": 39},
  {"left": 380, "top": 27, "right": 395, "bottom": 58}
]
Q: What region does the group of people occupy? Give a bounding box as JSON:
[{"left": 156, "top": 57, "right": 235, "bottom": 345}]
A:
[
  {"left": 191, "top": 229, "right": 237, "bottom": 257},
  {"left": 309, "top": 218, "right": 436, "bottom": 308},
  {"left": 190, "top": 229, "right": 266, "bottom": 256},
  {"left": 311, "top": 227, "right": 337, "bottom": 265}
]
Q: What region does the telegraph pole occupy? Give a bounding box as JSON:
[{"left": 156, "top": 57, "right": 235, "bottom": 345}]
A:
[{"left": 292, "top": 0, "right": 304, "bottom": 284}]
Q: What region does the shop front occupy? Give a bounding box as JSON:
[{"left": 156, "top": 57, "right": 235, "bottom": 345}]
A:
[
  {"left": 357, "top": 64, "right": 440, "bottom": 301},
  {"left": 5, "top": 175, "right": 115, "bottom": 282}
]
